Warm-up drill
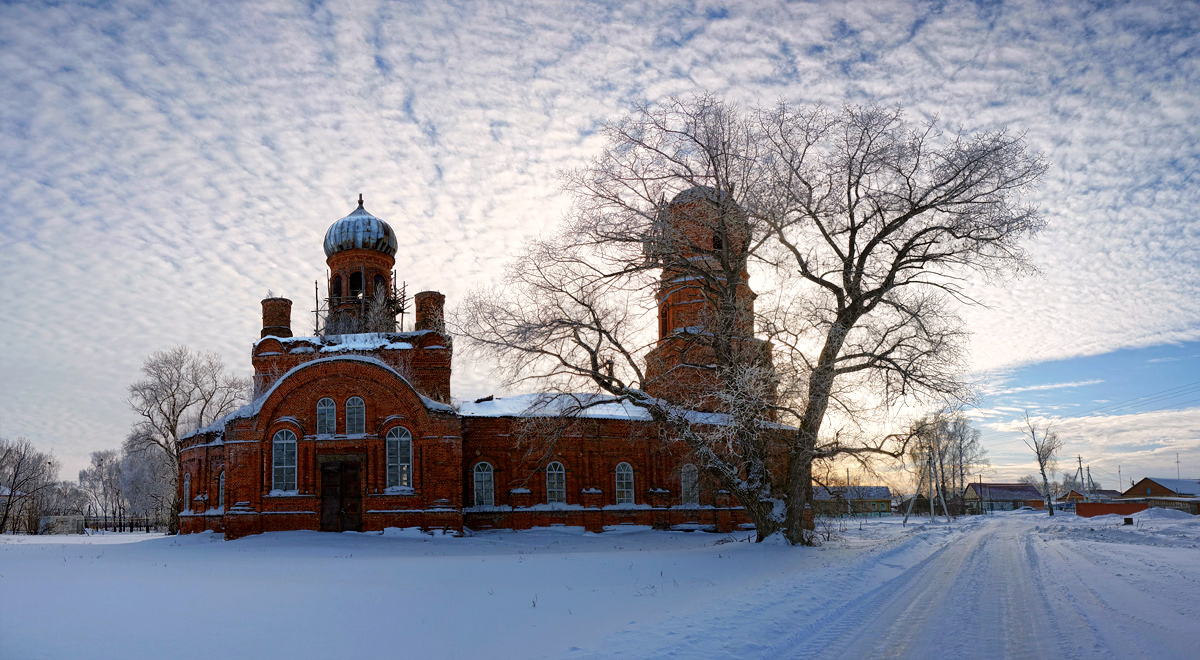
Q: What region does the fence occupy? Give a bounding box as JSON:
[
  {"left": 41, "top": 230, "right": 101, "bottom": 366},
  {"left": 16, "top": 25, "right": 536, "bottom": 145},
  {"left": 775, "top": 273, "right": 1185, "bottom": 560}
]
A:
[{"left": 84, "top": 516, "right": 169, "bottom": 533}]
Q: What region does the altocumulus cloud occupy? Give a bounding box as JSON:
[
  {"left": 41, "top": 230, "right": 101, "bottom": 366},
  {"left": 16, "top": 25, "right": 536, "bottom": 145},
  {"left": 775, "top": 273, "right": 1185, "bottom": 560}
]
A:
[{"left": 0, "top": 0, "right": 1197, "bottom": 476}]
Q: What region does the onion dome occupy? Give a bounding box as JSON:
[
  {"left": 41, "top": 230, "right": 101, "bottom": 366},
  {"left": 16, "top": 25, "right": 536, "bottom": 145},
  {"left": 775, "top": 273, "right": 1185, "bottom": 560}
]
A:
[{"left": 322, "top": 195, "right": 398, "bottom": 258}]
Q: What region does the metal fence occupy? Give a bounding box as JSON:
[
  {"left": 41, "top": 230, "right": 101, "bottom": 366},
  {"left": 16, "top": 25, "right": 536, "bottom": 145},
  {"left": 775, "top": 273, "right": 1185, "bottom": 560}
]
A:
[{"left": 84, "top": 516, "right": 168, "bottom": 533}]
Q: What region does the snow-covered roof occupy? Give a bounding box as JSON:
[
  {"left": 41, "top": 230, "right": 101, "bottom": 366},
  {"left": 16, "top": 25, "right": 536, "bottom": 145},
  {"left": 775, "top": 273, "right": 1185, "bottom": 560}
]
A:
[
  {"left": 182, "top": 354, "right": 453, "bottom": 440},
  {"left": 458, "top": 393, "right": 656, "bottom": 420},
  {"left": 1143, "top": 478, "right": 1200, "bottom": 496},
  {"left": 456, "top": 392, "right": 750, "bottom": 426},
  {"left": 813, "top": 486, "right": 891, "bottom": 501},
  {"left": 254, "top": 331, "right": 440, "bottom": 353}
]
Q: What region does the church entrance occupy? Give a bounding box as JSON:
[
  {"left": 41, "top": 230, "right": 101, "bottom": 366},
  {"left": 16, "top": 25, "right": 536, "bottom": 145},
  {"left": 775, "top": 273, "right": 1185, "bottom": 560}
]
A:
[{"left": 319, "top": 458, "right": 363, "bottom": 533}]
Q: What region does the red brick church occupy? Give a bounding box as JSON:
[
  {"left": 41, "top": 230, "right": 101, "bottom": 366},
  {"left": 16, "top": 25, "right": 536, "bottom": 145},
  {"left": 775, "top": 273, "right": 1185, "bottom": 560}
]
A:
[{"left": 179, "top": 191, "right": 759, "bottom": 538}]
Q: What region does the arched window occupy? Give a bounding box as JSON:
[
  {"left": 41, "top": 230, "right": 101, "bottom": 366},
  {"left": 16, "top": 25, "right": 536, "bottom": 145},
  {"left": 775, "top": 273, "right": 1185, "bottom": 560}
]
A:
[
  {"left": 332, "top": 275, "right": 343, "bottom": 298},
  {"left": 373, "top": 273, "right": 386, "bottom": 296},
  {"left": 272, "top": 429, "right": 297, "bottom": 492},
  {"left": 386, "top": 427, "right": 412, "bottom": 489},
  {"left": 316, "top": 398, "right": 335, "bottom": 435},
  {"left": 473, "top": 462, "right": 494, "bottom": 507},
  {"left": 345, "top": 397, "right": 365, "bottom": 435},
  {"left": 681, "top": 464, "right": 699, "bottom": 505},
  {"left": 546, "top": 461, "right": 565, "bottom": 504},
  {"left": 182, "top": 473, "right": 191, "bottom": 512},
  {"left": 349, "top": 271, "right": 363, "bottom": 298},
  {"left": 615, "top": 462, "right": 634, "bottom": 505},
  {"left": 218, "top": 471, "right": 226, "bottom": 510}
]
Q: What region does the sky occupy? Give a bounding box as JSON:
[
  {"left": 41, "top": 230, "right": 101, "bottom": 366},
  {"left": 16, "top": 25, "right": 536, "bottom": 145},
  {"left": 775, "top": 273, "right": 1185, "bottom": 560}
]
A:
[{"left": 0, "top": 0, "right": 1197, "bottom": 487}]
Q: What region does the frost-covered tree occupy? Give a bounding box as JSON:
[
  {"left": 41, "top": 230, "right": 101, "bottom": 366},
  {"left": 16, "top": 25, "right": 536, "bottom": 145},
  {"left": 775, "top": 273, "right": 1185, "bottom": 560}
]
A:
[
  {"left": 0, "top": 436, "right": 59, "bottom": 533},
  {"left": 126, "top": 346, "right": 249, "bottom": 533}
]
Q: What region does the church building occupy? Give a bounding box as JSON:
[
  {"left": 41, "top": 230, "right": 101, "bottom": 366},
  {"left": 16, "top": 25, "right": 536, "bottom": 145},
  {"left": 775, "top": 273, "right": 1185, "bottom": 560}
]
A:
[{"left": 179, "top": 191, "right": 759, "bottom": 538}]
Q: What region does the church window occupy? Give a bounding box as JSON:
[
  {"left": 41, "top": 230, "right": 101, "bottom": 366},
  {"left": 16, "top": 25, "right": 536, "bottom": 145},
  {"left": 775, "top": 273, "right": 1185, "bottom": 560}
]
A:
[
  {"left": 346, "top": 397, "right": 365, "bottom": 435},
  {"left": 615, "top": 462, "right": 634, "bottom": 504},
  {"left": 332, "top": 275, "right": 343, "bottom": 298},
  {"left": 272, "top": 429, "right": 297, "bottom": 492},
  {"left": 350, "top": 272, "right": 363, "bottom": 298},
  {"left": 473, "top": 462, "right": 494, "bottom": 506},
  {"left": 218, "top": 471, "right": 225, "bottom": 510},
  {"left": 713, "top": 234, "right": 723, "bottom": 251},
  {"left": 681, "top": 463, "right": 699, "bottom": 505},
  {"left": 316, "top": 398, "right": 335, "bottom": 435},
  {"left": 373, "top": 273, "right": 386, "bottom": 297},
  {"left": 546, "top": 461, "right": 565, "bottom": 504},
  {"left": 386, "top": 427, "right": 412, "bottom": 489},
  {"left": 182, "top": 473, "right": 191, "bottom": 512}
]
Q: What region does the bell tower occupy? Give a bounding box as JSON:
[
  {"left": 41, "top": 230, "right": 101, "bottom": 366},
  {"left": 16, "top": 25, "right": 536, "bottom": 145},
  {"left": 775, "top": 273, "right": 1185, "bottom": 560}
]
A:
[{"left": 643, "top": 187, "right": 766, "bottom": 410}]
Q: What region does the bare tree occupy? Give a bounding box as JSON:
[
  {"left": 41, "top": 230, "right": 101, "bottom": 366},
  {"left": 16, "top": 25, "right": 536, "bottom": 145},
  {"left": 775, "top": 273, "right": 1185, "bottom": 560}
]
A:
[
  {"left": 0, "top": 436, "right": 60, "bottom": 533},
  {"left": 456, "top": 95, "right": 1045, "bottom": 544},
  {"left": 126, "top": 346, "right": 249, "bottom": 533},
  {"left": 1022, "top": 412, "right": 1062, "bottom": 516},
  {"left": 78, "top": 449, "right": 127, "bottom": 526},
  {"left": 120, "top": 434, "right": 176, "bottom": 525}
]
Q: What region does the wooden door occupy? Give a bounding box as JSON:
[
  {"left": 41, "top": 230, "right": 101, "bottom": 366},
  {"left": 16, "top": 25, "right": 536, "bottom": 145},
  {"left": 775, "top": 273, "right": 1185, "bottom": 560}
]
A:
[
  {"left": 320, "top": 460, "right": 363, "bottom": 533},
  {"left": 340, "top": 461, "right": 362, "bottom": 532}
]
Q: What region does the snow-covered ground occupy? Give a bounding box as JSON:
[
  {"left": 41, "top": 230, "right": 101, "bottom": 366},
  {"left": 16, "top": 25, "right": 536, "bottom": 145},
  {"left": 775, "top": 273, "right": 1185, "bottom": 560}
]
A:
[{"left": 1, "top": 510, "right": 1197, "bottom": 659}]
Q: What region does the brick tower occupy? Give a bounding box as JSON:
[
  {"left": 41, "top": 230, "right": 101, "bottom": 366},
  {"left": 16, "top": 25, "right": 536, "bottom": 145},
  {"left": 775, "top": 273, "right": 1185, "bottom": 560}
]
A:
[
  {"left": 643, "top": 186, "right": 768, "bottom": 410},
  {"left": 323, "top": 194, "right": 399, "bottom": 334}
]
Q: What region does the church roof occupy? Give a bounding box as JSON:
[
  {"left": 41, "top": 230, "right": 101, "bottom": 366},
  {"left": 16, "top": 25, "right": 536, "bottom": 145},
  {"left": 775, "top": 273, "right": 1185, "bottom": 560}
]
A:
[{"left": 323, "top": 197, "right": 398, "bottom": 258}]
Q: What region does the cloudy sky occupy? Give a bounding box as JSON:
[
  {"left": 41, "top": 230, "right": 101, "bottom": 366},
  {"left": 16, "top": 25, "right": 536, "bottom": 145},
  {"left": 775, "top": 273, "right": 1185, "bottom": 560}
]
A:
[{"left": 1, "top": 0, "right": 1197, "bottom": 487}]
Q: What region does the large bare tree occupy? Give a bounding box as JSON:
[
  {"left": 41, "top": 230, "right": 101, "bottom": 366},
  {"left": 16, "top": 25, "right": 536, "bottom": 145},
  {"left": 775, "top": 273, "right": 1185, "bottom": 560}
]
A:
[
  {"left": 456, "top": 95, "right": 1045, "bottom": 544},
  {"left": 1022, "top": 412, "right": 1062, "bottom": 516},
  {"left": 0, "top": 436, "right": 59, "bottom": 533},
  {"left": 126, "top": 346, "right": 249, "bottom": 533}
]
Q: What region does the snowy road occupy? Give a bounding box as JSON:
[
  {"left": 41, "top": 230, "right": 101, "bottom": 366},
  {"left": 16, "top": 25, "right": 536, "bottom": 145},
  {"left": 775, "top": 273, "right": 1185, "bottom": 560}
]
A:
[
  {"left": 3, "top": 512, "right": 1197, "bottom": 659},
  {"left": 586, "top": 513, "right": 1200, "bottom": 660}
]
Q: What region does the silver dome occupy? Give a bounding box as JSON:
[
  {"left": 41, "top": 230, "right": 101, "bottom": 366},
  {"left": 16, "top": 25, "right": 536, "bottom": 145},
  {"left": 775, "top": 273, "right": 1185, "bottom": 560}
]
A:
[{"left": 323, "top": 198, "right": 398, "bottom": 258}]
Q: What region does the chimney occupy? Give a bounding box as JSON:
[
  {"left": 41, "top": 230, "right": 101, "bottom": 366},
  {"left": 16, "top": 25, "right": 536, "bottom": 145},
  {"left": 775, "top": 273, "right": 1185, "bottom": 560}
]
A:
[
  {"left": 261, "top": 297, "right": 293, "bottom": 338},
  {"left": 413, "top": 291, "right": 445, "bottom": 332}
]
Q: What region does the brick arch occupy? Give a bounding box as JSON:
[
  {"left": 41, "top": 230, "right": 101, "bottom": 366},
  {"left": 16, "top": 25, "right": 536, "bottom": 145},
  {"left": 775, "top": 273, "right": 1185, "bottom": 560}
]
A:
[{"left": 252, "top": 357, "right": 435, "bottom": 441}]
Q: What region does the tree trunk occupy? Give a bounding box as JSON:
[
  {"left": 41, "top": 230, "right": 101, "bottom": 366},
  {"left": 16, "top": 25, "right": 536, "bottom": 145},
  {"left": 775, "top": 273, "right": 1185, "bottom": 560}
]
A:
[{"left": 1039, "top": 468, "right": 1054, "bottom": 517}]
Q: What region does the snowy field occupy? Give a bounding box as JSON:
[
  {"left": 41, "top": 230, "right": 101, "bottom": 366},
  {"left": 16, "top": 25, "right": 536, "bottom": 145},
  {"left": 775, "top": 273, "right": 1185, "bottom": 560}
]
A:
[{"left": 2, "top": 511, "right": 1198, "bottom": 660}]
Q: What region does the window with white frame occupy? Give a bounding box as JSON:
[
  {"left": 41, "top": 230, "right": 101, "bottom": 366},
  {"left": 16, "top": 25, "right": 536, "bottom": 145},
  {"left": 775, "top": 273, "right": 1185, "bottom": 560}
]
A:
[
  {"left": 218, "top": 471, "right": 225, "bottom": 509},
  {"left": 681, "top": 463, "right": 699, "bottom": 505},
  {"left": 182, "top": 473, "right": 191, "bottom": 512},
  {"left": 386, "top": 427, "right": 412, "bottom": 488},
  {"left": 272, "top": 429, "right": 298, "bottom": 492},
  {"left": 546, "top": 461, "right": 565, "bottom": 504},
  {"left": 346, "top": 397, "right": 365, "bottom": 435},
  {"left": 473, "top": 462, "right": 494, "bottom": 506},
  {"left": 615, "top": 462, "right": 634, "bottom": 504},
  {"left": 316, "top": 397, "right": 335, "bottom": 435}
]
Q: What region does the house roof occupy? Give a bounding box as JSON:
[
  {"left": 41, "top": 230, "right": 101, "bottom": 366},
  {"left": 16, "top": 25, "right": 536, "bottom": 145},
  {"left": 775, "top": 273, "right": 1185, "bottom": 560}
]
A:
[
  {"left": 1141, "top": 478, "right": 1200, "bottom": 496},
  {"left": 813, "top": 486, "right": 891, "bottom": 500},
  {"left": 967, "top": 483, "right": 1043, "bottom": 500}
]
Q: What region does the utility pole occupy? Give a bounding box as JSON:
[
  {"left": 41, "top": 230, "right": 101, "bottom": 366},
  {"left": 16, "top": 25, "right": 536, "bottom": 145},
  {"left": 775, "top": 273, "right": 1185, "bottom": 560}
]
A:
[
  {"left": 1086, "top": 466, "right": 1093, "bottom": 500},
  {"left": 1178, "top": 453, "right": 1181, "bottom": 480}
]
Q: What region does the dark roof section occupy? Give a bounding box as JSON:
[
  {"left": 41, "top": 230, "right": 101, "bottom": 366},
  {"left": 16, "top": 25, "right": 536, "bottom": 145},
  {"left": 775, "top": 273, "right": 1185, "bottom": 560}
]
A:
[
  {"left": 813, "top": 486, "right": 892, "bottom": 500},
  {"left": 967, "top": 483, "right": 1043, "bottom": 500}
]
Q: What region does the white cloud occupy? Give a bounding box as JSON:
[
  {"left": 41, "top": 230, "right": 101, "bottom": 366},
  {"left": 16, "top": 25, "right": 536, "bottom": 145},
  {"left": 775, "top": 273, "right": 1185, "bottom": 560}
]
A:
[{"left": 1, "top": 0, "right": 1197, "bottom": 476}]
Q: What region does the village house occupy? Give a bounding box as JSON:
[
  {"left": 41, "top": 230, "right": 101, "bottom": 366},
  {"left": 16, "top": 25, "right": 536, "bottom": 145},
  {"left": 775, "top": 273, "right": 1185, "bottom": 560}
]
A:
[
  {"left": 178, "top": 192, "right": 767, "bottom": 539},
  {"left": 962, "top": 482, "right": 1045, "bottom": 514},
  {"left": 811, "top": 486, "right": 892, "bottom": 517}
]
